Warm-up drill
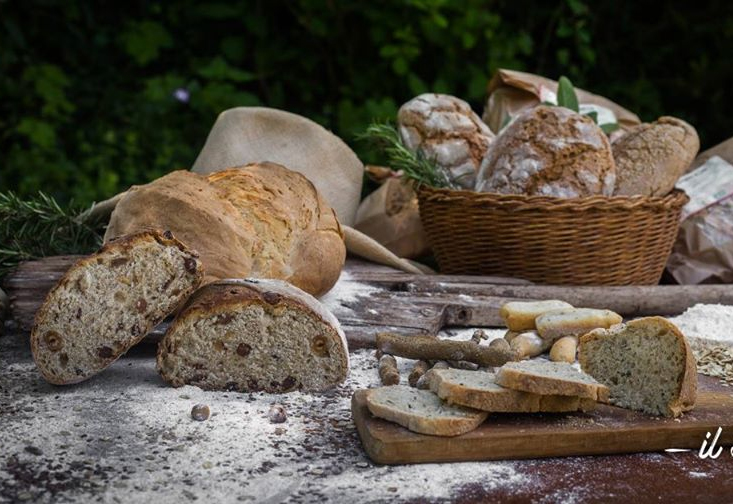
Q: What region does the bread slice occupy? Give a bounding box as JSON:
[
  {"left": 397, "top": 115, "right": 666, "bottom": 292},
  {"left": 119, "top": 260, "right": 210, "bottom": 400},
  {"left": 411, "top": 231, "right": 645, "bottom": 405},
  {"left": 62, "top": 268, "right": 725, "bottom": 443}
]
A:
[
  {"left": 579, "top": 316, "right": 697, "bottom": 417},
  {"left": 430, "top": 369, "right": 596, "bottom": 413},
  {"left": 365, "top": 385, "right": 488, "bottom": 436},
  {"left": 157, "top": 279, "right": 349, "bottom": 393},
  {"left": 31, "top": 230, "right": 204, "bottom": 385},
  {"left": 500, "top": 300, "right": 574, "bottom": 331},
  {"left": 495, "top": 360, "right": 609, "bottom": 401},
  {"left": 535, "top": 308, "right": 622, "bottom": 341}
]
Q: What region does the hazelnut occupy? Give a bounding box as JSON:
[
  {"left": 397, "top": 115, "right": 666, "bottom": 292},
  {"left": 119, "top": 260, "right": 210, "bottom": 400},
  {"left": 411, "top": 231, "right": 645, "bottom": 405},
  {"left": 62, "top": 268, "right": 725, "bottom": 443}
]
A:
[
  {"left": 262, "top": 292, "right": 281, "bottom": 305},
  {"left": 183, "top": 257, "right": 198, "bottom": 274},
  {"left": 44, "top": 331, "right": 63, "bottom": 352},
  {"left": 310, "top": 335, "right": 329, "bottom": 357},
  {"left": 268, "top": 404, "right": 287, "bottom": 424},
  {"left": 191, "top": 404, "right": 210, "bottom": 421}
]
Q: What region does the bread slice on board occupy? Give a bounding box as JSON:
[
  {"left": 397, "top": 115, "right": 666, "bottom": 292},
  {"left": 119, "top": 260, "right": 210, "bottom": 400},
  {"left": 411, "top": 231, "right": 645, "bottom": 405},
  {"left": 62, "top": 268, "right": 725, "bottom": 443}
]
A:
[
  {"left": 430, "top": 369, "right": 596, "bottom": 413},
  {"left": 499, "top": 300, "right": 574, "bottom": 331},
  {"left": 31, "top": 230, "right": 204, "bottom": 385},
  {"left": 495, "top": 360, "right": 609, "bottom": 401},
  {"left": 157, "top": 279, "right": 349, "bottom": 393},
  {"left": 365, "top": 385, "right": 488, "bottom": 436},
  {"left": 579, "top": 316, "right": 697, "bottom": 417}
]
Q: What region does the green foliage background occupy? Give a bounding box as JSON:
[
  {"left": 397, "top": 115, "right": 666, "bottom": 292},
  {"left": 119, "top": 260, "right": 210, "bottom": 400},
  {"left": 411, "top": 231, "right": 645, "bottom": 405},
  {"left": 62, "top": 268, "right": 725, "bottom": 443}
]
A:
[{"left": 3, "top": 0, "right": 733, "bottom": 205}]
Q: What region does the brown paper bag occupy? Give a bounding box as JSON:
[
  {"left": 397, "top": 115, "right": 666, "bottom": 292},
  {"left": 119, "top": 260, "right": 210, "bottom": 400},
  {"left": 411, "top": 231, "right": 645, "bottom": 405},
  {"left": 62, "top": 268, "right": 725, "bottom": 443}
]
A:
[
  {"left": 483, "top": 69, "right": 641, "bottom": 133},
  {"left": 353, "top": 177, "right": 430, "bottom": 259}
]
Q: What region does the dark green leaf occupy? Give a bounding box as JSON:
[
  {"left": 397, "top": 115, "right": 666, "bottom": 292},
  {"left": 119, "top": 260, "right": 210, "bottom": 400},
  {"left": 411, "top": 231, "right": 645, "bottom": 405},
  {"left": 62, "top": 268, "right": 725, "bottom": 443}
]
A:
[{"left": 557, "top": 76, "right": 580, "bottom": 112}]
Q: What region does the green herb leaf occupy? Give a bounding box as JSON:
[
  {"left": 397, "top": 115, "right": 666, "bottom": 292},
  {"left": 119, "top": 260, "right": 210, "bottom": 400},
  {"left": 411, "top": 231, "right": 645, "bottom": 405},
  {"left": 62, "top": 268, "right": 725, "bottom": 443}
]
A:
[
  {"left": 357, "top": 122, "right": 454, "bottom": 189},
  {"left": 557, "top": 76, "right": 579, "bottom": 112},
  {"left": 600, "top": 122, "right": 620, "bottom": 134},
  {"left": 584, "top": 110, "right": 598, "bottom": 123}
]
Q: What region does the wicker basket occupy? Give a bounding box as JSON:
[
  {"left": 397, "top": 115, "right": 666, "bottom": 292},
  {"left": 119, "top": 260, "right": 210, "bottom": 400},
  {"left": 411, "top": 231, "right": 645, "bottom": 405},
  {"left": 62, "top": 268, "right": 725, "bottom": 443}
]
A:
[{"left": 416, "top": 186, "right": 689, "bottom": 285}]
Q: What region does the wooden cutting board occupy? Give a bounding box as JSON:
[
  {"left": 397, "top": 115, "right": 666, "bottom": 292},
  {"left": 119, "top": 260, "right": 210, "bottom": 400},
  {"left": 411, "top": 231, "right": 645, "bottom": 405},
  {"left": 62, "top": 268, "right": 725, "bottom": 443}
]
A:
[{"left": 352, "top": 375, "right": 733, "bottom": 464}]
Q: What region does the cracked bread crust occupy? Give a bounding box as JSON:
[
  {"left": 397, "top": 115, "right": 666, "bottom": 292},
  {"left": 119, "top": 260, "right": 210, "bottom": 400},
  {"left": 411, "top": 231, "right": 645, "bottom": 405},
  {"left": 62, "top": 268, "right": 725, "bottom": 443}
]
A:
[
  {"left": 31, "top": 230, "right": 204, "bottom": 385},
  {"left": 612, "top": 116, "right": 700, "bottom": 196},
  {"left": 475, "top": 105, "right": 616, "bottom": 197},
  {"left": 398, "top": 93, "right": 495, "bottom": 189},
  {"left": 157, "top": 279, "right": 349, "bottom": 393}
]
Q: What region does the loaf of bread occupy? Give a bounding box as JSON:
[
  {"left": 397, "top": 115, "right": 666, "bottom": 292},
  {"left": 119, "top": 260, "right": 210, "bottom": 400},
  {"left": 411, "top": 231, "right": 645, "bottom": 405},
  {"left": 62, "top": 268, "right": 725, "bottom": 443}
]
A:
[
  {"left": 500, "top": 300, "right": 574, "bottom": 331},
  {"left": 31, "top": 230, "right": 204, "bottom": 385},
  {"left": 157, "top": 278, "right": 349, "bottom": 393},
  {"left": 510, "top": 330, "right": 552, "bottom": 359},
  {"left": 429, "top": 369, "right": 596, "bottom": 413},
  {"left": 475, "top": 105, "right": 616, "bottom": 197},
  {"left": 579, "top": 317, "right": 697, "bottom": 417},
  {"left": 495, "top": 360, "right": 609, "bottom": 401},
  {"left": 398, "top": 93, "right": 495, "bottom": 189},
  {"left": 105, "top": 164, "right": 345, "bottom": 296},
  {"left": 535, "top": 308, "right": 622, "bottom": 341},
  {"left": 612, "top": 116, "right": 700, "bottom": 196},
  {"left": 365, "top": 385, "right": 488, "bottom": 436}
]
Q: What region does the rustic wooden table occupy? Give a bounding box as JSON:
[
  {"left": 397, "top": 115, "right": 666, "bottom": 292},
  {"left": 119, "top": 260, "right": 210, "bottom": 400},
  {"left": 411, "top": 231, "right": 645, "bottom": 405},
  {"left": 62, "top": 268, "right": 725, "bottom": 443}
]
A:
[{"left": 2, "top": 257, "right": 733, "bottom": 502}]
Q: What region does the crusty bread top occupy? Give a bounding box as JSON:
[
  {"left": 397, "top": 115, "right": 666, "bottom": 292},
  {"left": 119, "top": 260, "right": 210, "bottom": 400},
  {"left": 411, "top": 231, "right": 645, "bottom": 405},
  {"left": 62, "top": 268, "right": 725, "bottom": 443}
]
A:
[
  {"left": 612, "top": 117, "right": 699, "bottom": 196},
  {"left": 398, "top": 93, "right": 494, "bottom": 189},
  {"left": 105, "top": 164, "right": 346, "bottom": 296},
  {"left": 475, "top": 105, "right": 616, "bottom": 197}
]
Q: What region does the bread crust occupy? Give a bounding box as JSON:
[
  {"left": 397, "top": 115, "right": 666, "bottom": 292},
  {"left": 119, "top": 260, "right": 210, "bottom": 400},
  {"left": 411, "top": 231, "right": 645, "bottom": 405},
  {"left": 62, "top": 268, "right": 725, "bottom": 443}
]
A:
[
  {"left": 475, "top": 105, "right": 616, "bottom": 197},
  {"left": 31, "top": 229, "right": 203, "bottom": 385},
  {"left": 106, "top": 164, "right": 346, "bottom": 297},
  {"left": 157, "top": 279, "right": 349, "bottom": 392},
  {"left": 579, "top": 316, "right": 697, "bottom": 417},
  {"left": 612, "top": 117, "right": 699, "bottom": 196}
]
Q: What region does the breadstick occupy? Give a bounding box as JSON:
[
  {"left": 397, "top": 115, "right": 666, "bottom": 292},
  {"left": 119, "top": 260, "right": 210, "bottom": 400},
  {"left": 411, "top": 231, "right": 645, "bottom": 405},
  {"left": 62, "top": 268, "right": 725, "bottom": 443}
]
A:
[
  {"left": 376, "top": 333, "right": 516, "bottom": 367},
  {"left": 504, "top": 330, "right": 521, "bottom": 343},
  {"left": 378, "top": 354, "right": 400, "bottom": 385},
  {"left": 408, "top": 360, "right": 431, "bottom": 387},
  {"left": 510, "top": 330, "right": 552, "bottom": 360},
  {"left": 500, "top": 300, "right": 574, "bottom": 331},
  {"left": 536, "top": 308, "right": 622, "bottom": 341},
  {"left": 550, "top": 335, "right": 579, "bottom": 363}
]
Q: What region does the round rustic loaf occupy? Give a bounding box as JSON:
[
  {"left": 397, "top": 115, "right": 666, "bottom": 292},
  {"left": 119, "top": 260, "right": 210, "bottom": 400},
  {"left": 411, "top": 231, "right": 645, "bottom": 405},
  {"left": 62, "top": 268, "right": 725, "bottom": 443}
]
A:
[
  {"left": 475, "top": 105, "right": 616, "bottom": 197},
  {"left": 612, "top": 116, "right": 700, "bottom": 196},
  {"left": 105, "top": 163, "right": 345, "bottom": 296},
  {"left": 398, "top": 93, "right": 495, "bottom": 189}
]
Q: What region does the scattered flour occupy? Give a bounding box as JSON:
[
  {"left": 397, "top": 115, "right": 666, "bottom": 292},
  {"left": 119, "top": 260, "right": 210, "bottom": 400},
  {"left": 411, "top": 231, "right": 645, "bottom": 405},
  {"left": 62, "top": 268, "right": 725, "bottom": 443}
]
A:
[{"left": 319, "top": 271, "right": 380, "bottom": 313}]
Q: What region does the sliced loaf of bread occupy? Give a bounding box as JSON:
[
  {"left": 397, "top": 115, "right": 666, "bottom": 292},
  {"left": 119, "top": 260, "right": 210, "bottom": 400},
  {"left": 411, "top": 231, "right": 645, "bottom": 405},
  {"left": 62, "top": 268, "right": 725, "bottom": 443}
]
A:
[
  {"left": 157, "top": 278, "right": 349, "bottom": 393},
  {"left": 365, "top": 385, "right": 488, "bottom": 436},
  {"left": 429, "top": 368, "right": 596, "bottom": 413},
  {"left": 495, "top": 360, "right": 609, "bottom": 401},
  {"left": 31, "top": 230, "right": 204, "bottom": 384},
  {"left": 579, "top": 316, "right": 697, "bottom": 417}
]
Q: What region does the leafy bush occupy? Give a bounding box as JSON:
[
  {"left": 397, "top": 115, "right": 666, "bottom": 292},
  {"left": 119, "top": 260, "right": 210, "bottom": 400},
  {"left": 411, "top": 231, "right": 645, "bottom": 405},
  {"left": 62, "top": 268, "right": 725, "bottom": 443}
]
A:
[{"left": 2, "top": 1, "right": 733, "bottom": 205}]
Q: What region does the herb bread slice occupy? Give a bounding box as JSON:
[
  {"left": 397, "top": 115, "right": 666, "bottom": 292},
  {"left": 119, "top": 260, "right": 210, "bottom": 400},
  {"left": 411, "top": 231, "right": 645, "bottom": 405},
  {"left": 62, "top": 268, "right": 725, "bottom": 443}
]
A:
[
  {"left": 365, "top": 385, "right": 488, "bottom": 436},
  {"left": 31, "top": 230, "right": 204, "bottom": 385},
  {"left": 430, "top": 368, "right": 596, "bottom": 413},
  {"left": 157, "top": 278, "right": 349, "bottom": 393},
  {"left": 495, "top": 360, "right": 609, "bottom": 401},
  {"left": 579, "top": 316, "right": 697, "bottom": 417}
]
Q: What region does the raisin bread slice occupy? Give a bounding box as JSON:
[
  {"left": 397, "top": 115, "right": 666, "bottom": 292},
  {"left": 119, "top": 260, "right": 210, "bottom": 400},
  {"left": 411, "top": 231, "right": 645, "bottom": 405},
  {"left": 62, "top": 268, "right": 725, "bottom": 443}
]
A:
[
  {"left": 430, "top": 369, "right": 596, "bottom": 413},
  {"left": 157, "top": 279, "right": 349, "bottom": 393},
  {"left": 579, "top": 316, "right": 697, "bottom": 417},
  {"left": 495, "top": 360, "right": 609, "bottom": 401},
  {"left": 365, "top": 385, "right": 488, "bottom": 436},
  {"left": 31, "top": 230, "right": 203, "bottom": 385}
]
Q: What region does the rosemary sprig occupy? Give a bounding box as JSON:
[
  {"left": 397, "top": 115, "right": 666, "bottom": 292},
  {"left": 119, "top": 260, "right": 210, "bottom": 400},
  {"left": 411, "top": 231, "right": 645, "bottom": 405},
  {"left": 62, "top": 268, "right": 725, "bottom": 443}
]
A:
[
  {"left": 358, "top": 122, "right": 455, "bottom": 189},
  {"left": 0, "top": 191, "right": 105, "bottom": 277}
]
